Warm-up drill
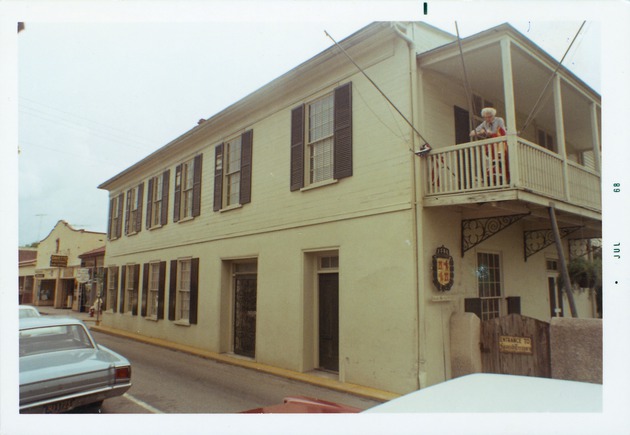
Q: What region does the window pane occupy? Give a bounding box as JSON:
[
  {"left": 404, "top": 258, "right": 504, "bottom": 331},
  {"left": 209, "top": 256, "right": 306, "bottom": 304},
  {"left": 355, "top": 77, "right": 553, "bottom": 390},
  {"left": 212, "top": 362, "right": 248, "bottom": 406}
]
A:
[{"left": 310, "top": 137, "right": 333, "bottom": 183}]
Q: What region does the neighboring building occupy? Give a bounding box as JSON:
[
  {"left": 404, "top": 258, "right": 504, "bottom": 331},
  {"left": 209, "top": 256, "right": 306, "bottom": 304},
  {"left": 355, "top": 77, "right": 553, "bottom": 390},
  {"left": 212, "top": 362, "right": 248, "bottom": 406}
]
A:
[
  {"left": 18, "top": 249, "right": 37, "bottom": 304},
  {"left": 78, "top": 246, "right": 106, "bottom": 312},
  {"left": 31, "top": 221, "right": 106, "bottom": 309},
  {"left": 98, "top": 22, "right": 601, "bottom": 394}
]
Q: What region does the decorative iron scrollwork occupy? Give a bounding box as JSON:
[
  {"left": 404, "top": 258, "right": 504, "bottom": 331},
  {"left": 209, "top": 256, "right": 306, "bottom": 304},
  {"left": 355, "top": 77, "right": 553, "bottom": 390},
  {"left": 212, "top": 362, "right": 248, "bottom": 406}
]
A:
[
  {"left": 461, "top": 213, "right": 529, "bottom": 257},
  {"left": 523, "top": 226, "right": 582, "bottom": 261}
]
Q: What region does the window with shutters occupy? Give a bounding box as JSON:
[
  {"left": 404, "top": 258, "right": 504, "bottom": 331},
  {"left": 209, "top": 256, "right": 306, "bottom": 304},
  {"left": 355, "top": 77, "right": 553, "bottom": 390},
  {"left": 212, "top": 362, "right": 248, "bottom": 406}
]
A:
[
  {"left": 126, "top": 265, "right": 138, "bottom": 314},
  {"left": 108, "top": 194, "right": 123, "bottom": 240},
  {"left": 175, "top": 155, "right": 202, "bottom": 221},
  {"left": 125, "top": 183, "right": 143, "bottom": 236},
  {"left": 290, "top": 82, "right": 352, "bottom": 191},
  {"left": 213, "top": 130, "right": 253, "bottom": 211},
  {"left": 537, "top": 128, "right": 556, "bottom": 152},
  {"left": 476, "top": 252, "right": 503, "bottom": 320},
  {"left": 225, "top": 136, "right": 242, "bottom": 206},
  {"left": 148, "top": 262, "right": 160, "bottom": 318},
  {"left": 148, "top": 175, "right": 163, "bottom": 228},
  {"left": 106, "top": 266, "right": 118, "bottom": 312},
  {"left": 177, "top": 259, "right": 191, "bottom": 321}
]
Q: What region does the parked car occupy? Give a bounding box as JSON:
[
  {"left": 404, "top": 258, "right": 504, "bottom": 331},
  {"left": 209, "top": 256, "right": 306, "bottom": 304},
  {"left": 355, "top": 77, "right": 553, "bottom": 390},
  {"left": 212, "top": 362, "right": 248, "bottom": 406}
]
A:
[
  {"left": 363, "top": 373, "right": 602, "bottom": 413},
  {"left": 19, "top": 316, "right": 132, "bottom": 413},
  {"left": 19, "top": 305, "right": 40, "bottom": 319},
  {"left": 242, "top": 395, "right": 361, "bottom": 413}
]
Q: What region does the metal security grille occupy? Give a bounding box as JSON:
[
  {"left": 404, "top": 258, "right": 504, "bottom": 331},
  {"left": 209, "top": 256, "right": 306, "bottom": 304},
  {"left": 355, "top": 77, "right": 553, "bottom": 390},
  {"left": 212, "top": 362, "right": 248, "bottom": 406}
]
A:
[{"left": 477, "top": 252, "right": 502, "bottom": 320}]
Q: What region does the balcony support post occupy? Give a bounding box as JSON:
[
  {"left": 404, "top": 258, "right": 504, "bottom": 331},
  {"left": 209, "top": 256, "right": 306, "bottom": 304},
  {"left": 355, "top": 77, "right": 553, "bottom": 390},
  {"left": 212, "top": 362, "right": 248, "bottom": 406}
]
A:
[
  {"left": 553, "top": 75, "right": 571, "bottom": 201},
  {"left": 500, "top": 39, "right": 519, "bottom": 186},
  {"left": 590, "top": 102, "right": 601, "bottom": 172}
]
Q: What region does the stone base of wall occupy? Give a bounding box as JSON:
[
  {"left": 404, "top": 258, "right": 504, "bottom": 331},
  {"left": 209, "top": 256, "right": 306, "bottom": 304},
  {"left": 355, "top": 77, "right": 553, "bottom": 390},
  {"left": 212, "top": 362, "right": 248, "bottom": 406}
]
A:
[
  {"left": 449, "top": 313, "right": 482, "bottom": 378},
  {"left": 550, "top": 317, "right": 602, "bottom": 384}
]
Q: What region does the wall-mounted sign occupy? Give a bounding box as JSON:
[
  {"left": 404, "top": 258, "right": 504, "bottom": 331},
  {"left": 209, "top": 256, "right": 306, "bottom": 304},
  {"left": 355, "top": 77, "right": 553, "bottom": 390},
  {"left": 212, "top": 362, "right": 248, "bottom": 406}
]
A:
[
  {"left": 432, "top": 245, "right": 454, "bottom": 292},
  {"left": 499, "top": 335, "right": 533, "bottom": 354},
  {"left": 50, "top": 255, "right": 68, "bottom": 268}
]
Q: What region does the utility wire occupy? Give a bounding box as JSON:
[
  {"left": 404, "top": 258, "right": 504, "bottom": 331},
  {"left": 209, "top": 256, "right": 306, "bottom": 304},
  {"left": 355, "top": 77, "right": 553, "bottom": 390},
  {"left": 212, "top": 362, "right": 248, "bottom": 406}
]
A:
[
  {"left": 520, "top": 21, "right": 586, "bottom": 133},
  {"left": 324, "top": 30, "right": 430, "bottom": 148}
]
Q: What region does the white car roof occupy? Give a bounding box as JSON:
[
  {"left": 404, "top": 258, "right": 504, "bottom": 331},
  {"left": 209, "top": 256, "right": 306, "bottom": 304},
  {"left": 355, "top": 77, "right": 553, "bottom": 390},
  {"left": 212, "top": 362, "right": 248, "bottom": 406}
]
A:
[{"left": 364, "top": 374, "right": 602, "bottom": 413}]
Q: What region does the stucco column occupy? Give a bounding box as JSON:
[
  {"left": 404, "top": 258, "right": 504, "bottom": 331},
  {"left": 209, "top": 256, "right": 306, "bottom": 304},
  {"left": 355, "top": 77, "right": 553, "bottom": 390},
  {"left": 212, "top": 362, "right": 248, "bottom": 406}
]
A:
[
  {"left": 590, "top": 101, "right": 601, "bottom": 172},
  {"left": 553, "top": 75, "right": 571, "bottom": 201},
  {"left": 500, "top": 39, "right": 519, "bottom": 186}
]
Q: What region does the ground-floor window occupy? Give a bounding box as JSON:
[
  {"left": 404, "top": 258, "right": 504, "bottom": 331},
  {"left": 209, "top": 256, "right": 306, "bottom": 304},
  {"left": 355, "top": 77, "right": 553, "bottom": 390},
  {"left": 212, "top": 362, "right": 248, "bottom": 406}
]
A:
[
  {"left": 148, "top": 262, "right": 160, "bottom": 318},
  {"left": 477, "top": 252, "right": 502, "bottom": 320},
  {"left": 169, "top": 258, "right": 199, "bottom": 324},
  {"left": 177, "top": 259, "right": 191, "bottom": 321},
  {"left": 107, "top": 266, "right": 118, "bottom": 311},
  {"left": 232, "top": 261, "right": 257, "bottom": 358},
  {"left": 126, "top": 265, "right": 138, "bottom": 314}
]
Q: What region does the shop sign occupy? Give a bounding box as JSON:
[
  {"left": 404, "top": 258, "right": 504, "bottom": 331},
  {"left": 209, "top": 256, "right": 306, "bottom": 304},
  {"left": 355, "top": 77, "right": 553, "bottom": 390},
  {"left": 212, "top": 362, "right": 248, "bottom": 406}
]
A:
[
  {"left": 50, "top": 255, "right": 68, "bottom": 268},
  {"left": 499, "top": 335, "right": 532, "bottom": 354},
  {"left": 432, "top": 245, "right": 454, "bottom": 291}
]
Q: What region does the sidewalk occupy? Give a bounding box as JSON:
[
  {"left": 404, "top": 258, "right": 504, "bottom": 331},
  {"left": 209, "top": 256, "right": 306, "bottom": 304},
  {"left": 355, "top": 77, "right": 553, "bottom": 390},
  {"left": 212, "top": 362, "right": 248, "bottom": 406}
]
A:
[{"left": 33, "top": 306, "right": 398, "bottom": 403}]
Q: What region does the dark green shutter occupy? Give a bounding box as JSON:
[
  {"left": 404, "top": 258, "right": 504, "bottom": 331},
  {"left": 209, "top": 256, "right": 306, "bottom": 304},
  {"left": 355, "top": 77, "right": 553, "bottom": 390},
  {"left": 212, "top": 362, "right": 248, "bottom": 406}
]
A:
[
  {"left": 189, "top": 258, "right": 199, "bottom": 325},
  {"left": 146, "top": 178, "right": 154, "bottom": 229},
  {"left": 136, "top": 182, "right": 144, "bottom": 233},
  {"left": 161, "top": 170, "right": 170, "bottom": 226},
  {"left": 124, "top": 189, "right": 132, "bottom": 235},
  {"left": 240, "top": 130, "right": 253, "bottom": 205},
  {"left": 192, "top": 154, "right": 203, "bottom": 217},
  {"left": 132, "top": 264, "right": 140, "bottom": 316},
  {"left": 116, "top": 193, "right": 124, "bottom": 238},
  {"left": 173, "top": 164, "right": 182, "bottom": 222},
  {"left": 169, "top": 260, "right": 177, "bottom": 321},
  {"left": 290, "top": 105, "right": 305, "bottom": 191},
  {"left": 333, "top": 82, "right": 353, "bottom": 180}
]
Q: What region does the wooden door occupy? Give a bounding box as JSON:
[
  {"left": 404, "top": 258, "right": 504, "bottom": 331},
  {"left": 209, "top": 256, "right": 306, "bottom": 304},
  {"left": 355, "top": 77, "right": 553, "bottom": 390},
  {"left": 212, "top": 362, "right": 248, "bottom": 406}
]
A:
[
  {"left": 319, "top": 273, "right": 339, "bottom": 372},
  {"left": 481, "top": 314, "right": 551, "bottom": 378}
]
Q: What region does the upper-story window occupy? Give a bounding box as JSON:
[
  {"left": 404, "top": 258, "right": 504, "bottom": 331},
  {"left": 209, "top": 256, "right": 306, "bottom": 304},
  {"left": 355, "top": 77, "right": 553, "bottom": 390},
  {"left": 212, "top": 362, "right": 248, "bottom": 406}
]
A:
[
  {"left": 125, "top": 183, "right": 144, "bottom": 235},
  {"left": 213, "top": 130, "right": 253, "bottom": 211},
  {"left": 290, "top": 82, "right": 353, "bottom": 191},
  {"left": 537, "top": 128, "right": 556, "bottom": 152},
  {"left": 107, "top": 193, "right": 124, "bottom": 240},
  {"left": 147, "top": 170, "right": 170, "bottom": 229},
  {"left": 174, "top": 154, "right": 202, "bottom": 222}
]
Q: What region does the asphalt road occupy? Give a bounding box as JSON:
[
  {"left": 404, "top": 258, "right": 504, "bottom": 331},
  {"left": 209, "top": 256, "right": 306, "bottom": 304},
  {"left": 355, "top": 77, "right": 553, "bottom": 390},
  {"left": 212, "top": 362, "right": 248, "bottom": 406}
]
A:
[{"left": 91, "top": 330, "right": 381, "bottom": 414}]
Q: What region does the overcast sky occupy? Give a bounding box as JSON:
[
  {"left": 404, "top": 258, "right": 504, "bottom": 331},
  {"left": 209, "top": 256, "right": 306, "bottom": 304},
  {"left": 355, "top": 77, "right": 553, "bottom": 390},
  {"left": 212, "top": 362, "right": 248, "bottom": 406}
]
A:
[{"left": 5, "top": 4, "right": 607, "bottom": 247}]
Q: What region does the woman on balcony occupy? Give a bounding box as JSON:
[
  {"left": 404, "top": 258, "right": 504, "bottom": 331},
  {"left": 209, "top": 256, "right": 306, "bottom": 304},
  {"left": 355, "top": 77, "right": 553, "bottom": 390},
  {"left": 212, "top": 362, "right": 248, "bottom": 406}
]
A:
[
  {"left": 470, "top": 107, "right": 506, "bottom": 139},
  {"left": 470, "top": 107, "right": 509, "bottom": 185}
]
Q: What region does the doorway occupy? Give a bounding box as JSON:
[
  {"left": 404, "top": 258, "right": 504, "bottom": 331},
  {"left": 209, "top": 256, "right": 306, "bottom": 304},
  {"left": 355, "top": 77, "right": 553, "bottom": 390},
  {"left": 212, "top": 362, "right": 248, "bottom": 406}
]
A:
[
  {"left": 318, "top": 273, "right": 339, "bottom": 372},
  {"left": 233, "top": 263, "right": 257, "bottom": 358}
]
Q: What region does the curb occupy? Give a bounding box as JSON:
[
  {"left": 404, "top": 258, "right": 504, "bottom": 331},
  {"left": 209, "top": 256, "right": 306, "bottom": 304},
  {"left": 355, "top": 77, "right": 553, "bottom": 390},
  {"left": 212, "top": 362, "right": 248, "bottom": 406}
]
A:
[{"left": 89, "top": 323, "right": 399, "bottom": 403}]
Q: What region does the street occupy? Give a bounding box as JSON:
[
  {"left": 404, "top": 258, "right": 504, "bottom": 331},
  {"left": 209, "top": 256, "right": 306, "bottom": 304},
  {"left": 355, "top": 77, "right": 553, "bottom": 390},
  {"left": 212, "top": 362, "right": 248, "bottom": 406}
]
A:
[{"left": 91, "top": 330, "right": 381, "bottom": 414}]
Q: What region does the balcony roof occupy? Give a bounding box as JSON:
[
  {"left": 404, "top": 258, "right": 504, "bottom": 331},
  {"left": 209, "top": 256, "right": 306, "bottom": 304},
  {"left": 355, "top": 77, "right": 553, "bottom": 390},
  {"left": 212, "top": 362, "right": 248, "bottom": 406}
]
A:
[{"left": 418, "top": 23, "right": 600, "bottom": 153}]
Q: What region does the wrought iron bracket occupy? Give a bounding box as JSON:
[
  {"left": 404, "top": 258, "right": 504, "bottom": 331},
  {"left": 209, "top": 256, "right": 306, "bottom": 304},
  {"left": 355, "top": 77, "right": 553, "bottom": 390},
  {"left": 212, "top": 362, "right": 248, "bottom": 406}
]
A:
[
  {"left": 523, "top": 226, "right": 582, "bottom": 261},
  {"left": 461, "top": 213, "right": 529, "bottom": 257}
]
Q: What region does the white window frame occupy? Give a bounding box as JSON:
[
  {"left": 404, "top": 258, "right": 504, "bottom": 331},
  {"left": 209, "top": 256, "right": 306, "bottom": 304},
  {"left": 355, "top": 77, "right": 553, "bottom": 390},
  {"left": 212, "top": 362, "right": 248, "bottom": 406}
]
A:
[
  {"left": 110, "top": 196, "right": 120, "bottom": 239},
  {"left": 146, "top": 262, "right": 160, "bottom": 319},
  {"left": 107, "top": 266, "right": 117, "bottom": 311},
  {"left": 150, "top": 175, "right": 163, "bottom": 228},
  {"left": 177, "top": 259, "right": 191, "bottom": 322},
  {"left": 476, "top": 251, "right": 503, "bottom": 321},
  {"left": 180, "top": 159, "right": 194, "bottom": 219},
  {"left": 306, "top": 92, "right": 335, "bottom": 185},
  {"left": 126, "top": 265, "right": 137, "bottom": 313},
  {"left": 224, "top": 135, "right": 242, "bottom": 207},
  {"left": 127, "top": 186, "right": 140, "bottom": 235}
]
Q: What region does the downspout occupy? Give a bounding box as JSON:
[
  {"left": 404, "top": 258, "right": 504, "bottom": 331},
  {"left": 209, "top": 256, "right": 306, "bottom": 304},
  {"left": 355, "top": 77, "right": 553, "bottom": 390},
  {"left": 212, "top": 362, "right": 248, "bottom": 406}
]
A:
[{"left": 391, "top": 22, "right": 427, "bottom": 389}]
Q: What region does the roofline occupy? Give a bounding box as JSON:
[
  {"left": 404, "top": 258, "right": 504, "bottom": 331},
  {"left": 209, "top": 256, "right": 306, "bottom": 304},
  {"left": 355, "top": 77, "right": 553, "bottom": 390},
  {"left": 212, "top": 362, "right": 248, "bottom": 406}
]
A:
[
  {"left": 39, "top": 220, "right": 106, "bottom": 243},
  {"left": 98, "top": 21, "right": 390, "bottom": 191},
  {"left": 418, "top": 22, "right": 600, "bottom": 102}
]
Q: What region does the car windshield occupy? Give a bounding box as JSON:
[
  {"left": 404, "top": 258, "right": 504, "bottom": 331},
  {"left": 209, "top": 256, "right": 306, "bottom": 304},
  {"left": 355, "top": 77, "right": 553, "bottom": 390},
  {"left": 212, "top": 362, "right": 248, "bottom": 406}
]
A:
[{"left": 19, "top": 324, "right": 94, "bottom": 357}]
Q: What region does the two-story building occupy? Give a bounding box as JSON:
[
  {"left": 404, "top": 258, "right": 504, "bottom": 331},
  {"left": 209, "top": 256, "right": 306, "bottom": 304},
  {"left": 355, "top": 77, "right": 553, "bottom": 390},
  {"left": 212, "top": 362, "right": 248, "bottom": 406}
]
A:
[{"left": 98, "top": 22, "right": 601, "bottom": 394}]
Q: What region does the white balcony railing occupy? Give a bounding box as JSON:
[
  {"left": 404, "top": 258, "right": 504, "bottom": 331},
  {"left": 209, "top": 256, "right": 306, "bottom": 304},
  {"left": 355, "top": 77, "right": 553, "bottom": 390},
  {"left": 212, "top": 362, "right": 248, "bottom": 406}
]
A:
[{"left": 423, "top": 136, "right": 601, "bottom": 212}]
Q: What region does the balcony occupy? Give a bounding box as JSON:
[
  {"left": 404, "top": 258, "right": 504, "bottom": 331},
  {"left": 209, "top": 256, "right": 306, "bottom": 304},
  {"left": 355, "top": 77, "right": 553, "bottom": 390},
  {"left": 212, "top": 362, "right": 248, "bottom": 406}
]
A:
[{"left": 423, "top": 135, "right": 601, "bottom": 216}]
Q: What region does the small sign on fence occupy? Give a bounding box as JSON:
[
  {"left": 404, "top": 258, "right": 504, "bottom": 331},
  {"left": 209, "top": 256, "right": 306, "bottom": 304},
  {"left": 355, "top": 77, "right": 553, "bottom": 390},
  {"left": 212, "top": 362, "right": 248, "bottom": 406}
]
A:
[{"left": 499, "top": 335, "right": 533, "bottom": 354}]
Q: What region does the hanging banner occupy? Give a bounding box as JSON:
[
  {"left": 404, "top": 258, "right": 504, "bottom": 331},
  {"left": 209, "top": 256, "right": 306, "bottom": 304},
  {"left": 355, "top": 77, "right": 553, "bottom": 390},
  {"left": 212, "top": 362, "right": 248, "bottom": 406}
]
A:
[{"left": 432, "top": 245, "right": 454, "bottom": 292}]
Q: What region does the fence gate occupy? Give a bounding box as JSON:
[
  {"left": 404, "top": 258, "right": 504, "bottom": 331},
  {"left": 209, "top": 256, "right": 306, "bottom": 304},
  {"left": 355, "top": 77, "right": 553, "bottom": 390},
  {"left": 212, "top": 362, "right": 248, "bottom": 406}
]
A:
[{"left": 481, "top": 314, "right": 551, "bottom": 378}]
